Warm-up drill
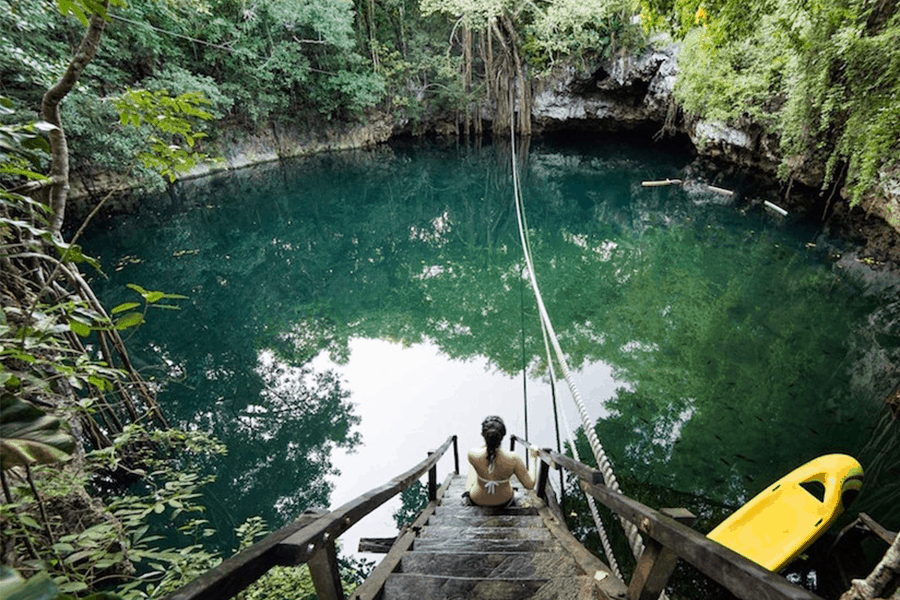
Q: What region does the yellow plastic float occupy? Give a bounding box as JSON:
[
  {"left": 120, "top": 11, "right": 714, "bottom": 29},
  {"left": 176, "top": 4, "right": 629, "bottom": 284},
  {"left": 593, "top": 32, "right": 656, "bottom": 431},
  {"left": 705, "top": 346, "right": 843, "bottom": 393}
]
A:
[{"left": 707, "top": 454, "right": 863, "bottom": 571}]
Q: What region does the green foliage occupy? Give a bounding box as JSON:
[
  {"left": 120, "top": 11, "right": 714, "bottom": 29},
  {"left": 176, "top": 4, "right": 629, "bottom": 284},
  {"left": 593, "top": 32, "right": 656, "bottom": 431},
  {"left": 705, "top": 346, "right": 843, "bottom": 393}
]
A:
[
  {"left": 1, "top": 567, "right": 65, "bottom": 600},
  {"left": 311, "top": 69, "right": 387, "bottom": 119},
  {"left": 112, "top": 89, "right": 215, "bottom": 182},
  {"left": 0, "top": 99, "right": 55, "bottom": 171},
  {"left": 1, "top": 424, "right": 227, "bottom": 599},
  {"left": 527, "top": 0, "right": 645, "bottom": 63},
  {"left": 668, "top": 0, "right": 900, "bottom": 212},
  {"left": 0, "top": 395, "right": 76, "bottom": 470},
  {"left": 421, "top": 0, "right": 645, "bottom": 65},
  {"left": 778, "top": 2, "right": 900, "bottom": 206},
  {"left": 392, "top": 480, "right": 428, "bottom": 528},
  {"left": 56, "top": 0, "right": 126, "bottom": 26}
]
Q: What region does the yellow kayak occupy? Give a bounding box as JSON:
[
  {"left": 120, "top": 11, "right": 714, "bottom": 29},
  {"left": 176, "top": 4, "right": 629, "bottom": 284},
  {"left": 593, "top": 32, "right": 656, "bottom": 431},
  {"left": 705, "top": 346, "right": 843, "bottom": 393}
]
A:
[{"left": 707, "top": 454, "right": 863, "bottom": 571}]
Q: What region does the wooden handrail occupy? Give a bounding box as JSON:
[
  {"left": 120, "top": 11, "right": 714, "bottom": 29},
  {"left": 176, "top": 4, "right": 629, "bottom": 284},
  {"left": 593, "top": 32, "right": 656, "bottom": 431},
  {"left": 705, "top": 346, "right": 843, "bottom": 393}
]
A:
[
  {"left": 509, "top": 434, "right": 825, "bottom": 600},
  {"left": 165, "top": 434, "right": 459, "bottom": 600}
]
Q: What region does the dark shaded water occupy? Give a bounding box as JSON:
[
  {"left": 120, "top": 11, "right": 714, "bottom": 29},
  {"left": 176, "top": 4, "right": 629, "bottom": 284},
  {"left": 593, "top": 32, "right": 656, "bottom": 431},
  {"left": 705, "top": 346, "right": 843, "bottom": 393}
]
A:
[{"left": 83, "top": 137, "right": 899, "bottom": 576}]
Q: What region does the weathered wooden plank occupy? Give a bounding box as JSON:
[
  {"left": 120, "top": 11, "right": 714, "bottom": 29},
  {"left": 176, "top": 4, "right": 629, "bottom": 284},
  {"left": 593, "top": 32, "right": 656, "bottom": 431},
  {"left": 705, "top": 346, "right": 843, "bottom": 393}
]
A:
[
  {"left": 413, "top": 537, "right": 560, "bottom": 553},
  {"left": 163, "top": 436, "right": 457, "bottom": 600},
  {"left": 309, "top": 539, "right": 344, "bottom": 600},
  {"left": 436, "top": 504, "right": 540, "bottom": 517},
  {"left": 549, "top": 451, "right": 604, "bottom": 485},
  {"left": 358, "top": 538, "right": 397, "bottom": 553},
  {"left": 383, "top": 574, "right": 548, "bottom": 600},
  {"left": 348, "top": 473, "right": 454, "bottom": 600},
  {"left": 399, "top": 551, "right": 581, "bottom": 579},
  {"left": 626, "top": 509, "right": 696, "bottom": 600},
  {"left": 859, "top": 512, "right": 897, "bottom": 545},
  {"left": 417, "top": 526, "right": 552, "bottom": 541},
  {"left": 535, "top": 495, "right": 628, "bottom": 600},
  {"left": 164, "top": 511, "right": 322, "bottom": 600},
  {"left": 510, "top": 436, "right": 602, "bottom": 485},
  {"left": 278, "top": 435, "right": 457, "bottom": 565},
  {"left": 579, "top": 480, "right": 825, "bottom": 600},
  {"left": 426, "top": 514, "right": 544, "bottom": 528},
  {"left": 536, "top": 451, "right": 550, "bottom": 500}
]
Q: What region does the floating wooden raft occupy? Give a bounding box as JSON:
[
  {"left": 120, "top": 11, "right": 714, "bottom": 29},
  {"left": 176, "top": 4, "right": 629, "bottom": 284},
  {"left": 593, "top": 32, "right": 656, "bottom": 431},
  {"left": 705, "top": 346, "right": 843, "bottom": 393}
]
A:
[{"left": 358, "top": 474, "right": 626, "bottom": 600}]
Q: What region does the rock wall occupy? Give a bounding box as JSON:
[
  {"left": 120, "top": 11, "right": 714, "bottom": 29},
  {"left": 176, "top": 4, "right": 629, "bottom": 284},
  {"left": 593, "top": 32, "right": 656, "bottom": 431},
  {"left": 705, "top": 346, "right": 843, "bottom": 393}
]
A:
[
  {"left": 68, "top": 112, "right": 399, "bottom": 201},
  {"left": 528, "top": 43, "right": 899, "bottom": 236},
  {"left": 531, "top": 47, "right": 676, "bottom": 131}
]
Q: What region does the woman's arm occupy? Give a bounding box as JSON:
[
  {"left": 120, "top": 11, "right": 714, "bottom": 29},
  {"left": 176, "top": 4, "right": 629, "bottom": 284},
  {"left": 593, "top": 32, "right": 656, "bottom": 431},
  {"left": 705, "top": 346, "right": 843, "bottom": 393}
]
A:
[{"left": 514, "top": 449, "right": 538, "bottom": 490}]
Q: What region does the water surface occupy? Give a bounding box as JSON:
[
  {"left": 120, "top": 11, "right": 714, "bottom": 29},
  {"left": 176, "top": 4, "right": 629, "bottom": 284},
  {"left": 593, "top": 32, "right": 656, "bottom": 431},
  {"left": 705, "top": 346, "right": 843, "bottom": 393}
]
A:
[{"left": 84, "top": 137, "right": 900, "bottom": 562}]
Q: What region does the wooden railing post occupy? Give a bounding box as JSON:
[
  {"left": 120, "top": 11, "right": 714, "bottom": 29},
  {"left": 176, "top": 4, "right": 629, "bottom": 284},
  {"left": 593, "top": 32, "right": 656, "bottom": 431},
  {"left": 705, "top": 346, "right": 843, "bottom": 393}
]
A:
[
  {"left": 308, "top": 536, "right": 344, "bottom": 600},
  {"left": 452, "top": 435, "right": 459, "bottom": 474},
  {"left": 536, "top": 449, "right": 551, "bottom": 500},
  {"left": 627, "top": 508, "right": 696, "bottom": 600},
  {"left": 428, "top": 451, "right": 437, "bottom": 501}
]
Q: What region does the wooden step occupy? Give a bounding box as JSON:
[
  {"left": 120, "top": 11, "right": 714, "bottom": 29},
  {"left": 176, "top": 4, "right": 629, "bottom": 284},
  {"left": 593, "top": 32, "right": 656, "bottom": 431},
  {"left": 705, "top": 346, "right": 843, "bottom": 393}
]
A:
[
  {"left": 398, "top": 551, "right": 581, "bottom": 578},
  {"left": 427, "top": 514, "right": 545, "bottom": 528},
  {"left": 418, "top": 526, "right": 553, "bottom": 541},
  {"left": 438, "top": 499, "right": 540, "bottom": 514},
  {"left": 435, "top": 507, "right": 541, "bottom": 519},
  {"left": 383, "top": 574, "right": 547, "bottom": 600},
  {"left": 383, "top": 573, "right": 605, "bottom": 600},
  {"left": 413, "top": 537, "right": 560, "bottom": 553}
]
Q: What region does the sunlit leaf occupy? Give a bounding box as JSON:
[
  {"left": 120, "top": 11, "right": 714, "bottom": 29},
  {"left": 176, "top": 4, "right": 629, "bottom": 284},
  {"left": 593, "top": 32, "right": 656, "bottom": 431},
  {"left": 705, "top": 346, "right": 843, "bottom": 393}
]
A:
[
  {"left": 68, "top": 319, "right": 91, "bottom": 338},
  {"left": 111, "top": 302, "right": 141, "bottom": 314},
  {"left": 0, "top": 395, "right": 75, "bottom": 469},
  {"left": 114, "top": 312, "right": 145, "bottom": 330},
  {"left": 0, "top": 567, "right": 60, "bottom": 600}
]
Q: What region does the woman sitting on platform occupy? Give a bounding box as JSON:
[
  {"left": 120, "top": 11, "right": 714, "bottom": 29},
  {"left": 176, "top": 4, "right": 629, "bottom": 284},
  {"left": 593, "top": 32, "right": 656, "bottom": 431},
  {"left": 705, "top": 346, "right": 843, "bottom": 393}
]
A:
[{"left": 463, "top": 415, "right": 537, "bottom": 506}]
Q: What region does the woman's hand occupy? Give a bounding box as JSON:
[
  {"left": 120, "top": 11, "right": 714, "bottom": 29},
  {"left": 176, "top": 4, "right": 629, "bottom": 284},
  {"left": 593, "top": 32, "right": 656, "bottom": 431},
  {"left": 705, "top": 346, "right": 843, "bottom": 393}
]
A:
[{"left": 528, "top": 447, "right": 539, "bottom": 461}]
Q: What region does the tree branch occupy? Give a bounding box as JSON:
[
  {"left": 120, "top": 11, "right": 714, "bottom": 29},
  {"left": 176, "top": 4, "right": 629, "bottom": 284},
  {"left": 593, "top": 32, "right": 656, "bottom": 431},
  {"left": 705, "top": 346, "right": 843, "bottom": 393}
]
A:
[{"left": 41, "top": 4, "right": 109, "bottom": 236}]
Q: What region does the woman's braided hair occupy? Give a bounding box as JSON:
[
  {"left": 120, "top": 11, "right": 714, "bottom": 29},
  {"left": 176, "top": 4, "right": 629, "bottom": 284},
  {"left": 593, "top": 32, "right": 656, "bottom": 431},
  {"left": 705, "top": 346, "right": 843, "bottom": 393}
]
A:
[{"left": 481, "top": 415, "right": 506, "bottom": 467}]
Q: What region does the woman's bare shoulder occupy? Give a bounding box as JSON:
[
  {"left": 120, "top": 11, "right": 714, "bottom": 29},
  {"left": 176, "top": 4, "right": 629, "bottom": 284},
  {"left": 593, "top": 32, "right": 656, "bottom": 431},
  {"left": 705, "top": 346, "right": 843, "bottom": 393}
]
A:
[{"left": 498, "top": 449, "right": 524, "bottom": 465}]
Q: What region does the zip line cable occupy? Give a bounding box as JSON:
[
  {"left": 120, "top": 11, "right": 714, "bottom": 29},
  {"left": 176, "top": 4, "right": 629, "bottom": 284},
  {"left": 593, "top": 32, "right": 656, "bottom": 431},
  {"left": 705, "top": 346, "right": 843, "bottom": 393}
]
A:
[
  {"left": 520, "top": 268, "right": 529, "bottom": 464},
  {"left": 507, "top": 108, "right": 645, "bottom": 562}
]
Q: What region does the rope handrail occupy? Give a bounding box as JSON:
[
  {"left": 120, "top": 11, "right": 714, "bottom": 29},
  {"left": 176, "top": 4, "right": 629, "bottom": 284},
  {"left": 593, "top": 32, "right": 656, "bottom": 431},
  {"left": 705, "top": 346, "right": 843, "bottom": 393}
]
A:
[
  {"left": 165, "top": 435, "right": 459, "bottom": 600},
  {"left": 510, "top": 435, "right": 826, "bottom": 600}
]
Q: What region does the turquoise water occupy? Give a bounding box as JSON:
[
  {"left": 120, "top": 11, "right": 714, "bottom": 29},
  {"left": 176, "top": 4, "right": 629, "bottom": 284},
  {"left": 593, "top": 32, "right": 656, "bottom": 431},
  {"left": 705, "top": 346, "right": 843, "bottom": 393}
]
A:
[{"left": 83, "top": 137, "right": 899, "bottom": 563}]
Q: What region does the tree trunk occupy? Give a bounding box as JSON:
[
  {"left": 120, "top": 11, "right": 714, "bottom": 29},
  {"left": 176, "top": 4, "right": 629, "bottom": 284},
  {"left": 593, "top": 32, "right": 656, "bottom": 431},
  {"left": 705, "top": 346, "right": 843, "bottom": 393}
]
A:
[
  {"left": 463, "top": 24, "right": 473, "bottom": 137},
  {"left": 501, "top": 13, "right": 531, "bottom": 136},
  {"left": 487, "top": 15, "right": 530, "bottom": 136},
  {"left": 41, "top": 5, "right": 108, "bottom": 236}
]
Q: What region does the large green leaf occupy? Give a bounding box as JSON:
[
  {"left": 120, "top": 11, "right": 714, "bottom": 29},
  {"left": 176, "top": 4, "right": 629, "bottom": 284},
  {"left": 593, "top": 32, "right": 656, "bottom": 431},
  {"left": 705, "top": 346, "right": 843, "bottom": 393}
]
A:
[
  {"left": 0, "top": 394, "right": 76, "bottom": 470},
  {"left": 0, "top": 566, "right": 59, "bottom": 600}
]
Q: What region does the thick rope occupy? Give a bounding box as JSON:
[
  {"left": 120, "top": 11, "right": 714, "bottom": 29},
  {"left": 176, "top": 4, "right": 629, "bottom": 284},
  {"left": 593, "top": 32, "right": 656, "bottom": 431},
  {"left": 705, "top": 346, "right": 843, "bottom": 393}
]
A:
[
  {"left": 508, "top": 122, "right": 645, "bottom": 561},
  {"left": 539, "top": 318, "right": 624, "bottom": 579}
]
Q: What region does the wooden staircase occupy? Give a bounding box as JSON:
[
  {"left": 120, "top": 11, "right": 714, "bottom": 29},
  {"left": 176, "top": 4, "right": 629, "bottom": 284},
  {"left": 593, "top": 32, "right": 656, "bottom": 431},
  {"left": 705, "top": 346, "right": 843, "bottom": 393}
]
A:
[
  {"left": 165, "top": 435, "right": 828, "bottom": 600},
  {"left": 379, "top": 474, "right": 627, "bottom": 600}
]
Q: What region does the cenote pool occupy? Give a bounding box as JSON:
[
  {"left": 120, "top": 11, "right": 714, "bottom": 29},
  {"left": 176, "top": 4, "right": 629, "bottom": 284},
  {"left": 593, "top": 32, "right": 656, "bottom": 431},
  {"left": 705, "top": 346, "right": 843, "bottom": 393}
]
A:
[{"left": 82, "top": 136, "right": 899, "bottom": 580}]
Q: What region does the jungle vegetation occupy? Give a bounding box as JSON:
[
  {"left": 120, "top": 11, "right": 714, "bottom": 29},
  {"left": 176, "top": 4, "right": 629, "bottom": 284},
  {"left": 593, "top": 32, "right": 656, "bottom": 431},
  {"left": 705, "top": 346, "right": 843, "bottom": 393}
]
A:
[{"left": 2, "top": 0, "right": 897, "bottom": 212}]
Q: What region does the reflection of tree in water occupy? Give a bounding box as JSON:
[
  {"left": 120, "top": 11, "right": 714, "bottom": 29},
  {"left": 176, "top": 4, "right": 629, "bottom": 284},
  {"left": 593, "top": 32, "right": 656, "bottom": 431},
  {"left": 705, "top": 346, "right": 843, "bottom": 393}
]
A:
[
  {"left": 83, "top": 139, "right": 898, "bottom": 552},
  {"left": 189, "top": 353, "right": 359, "bottom": 547}
]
